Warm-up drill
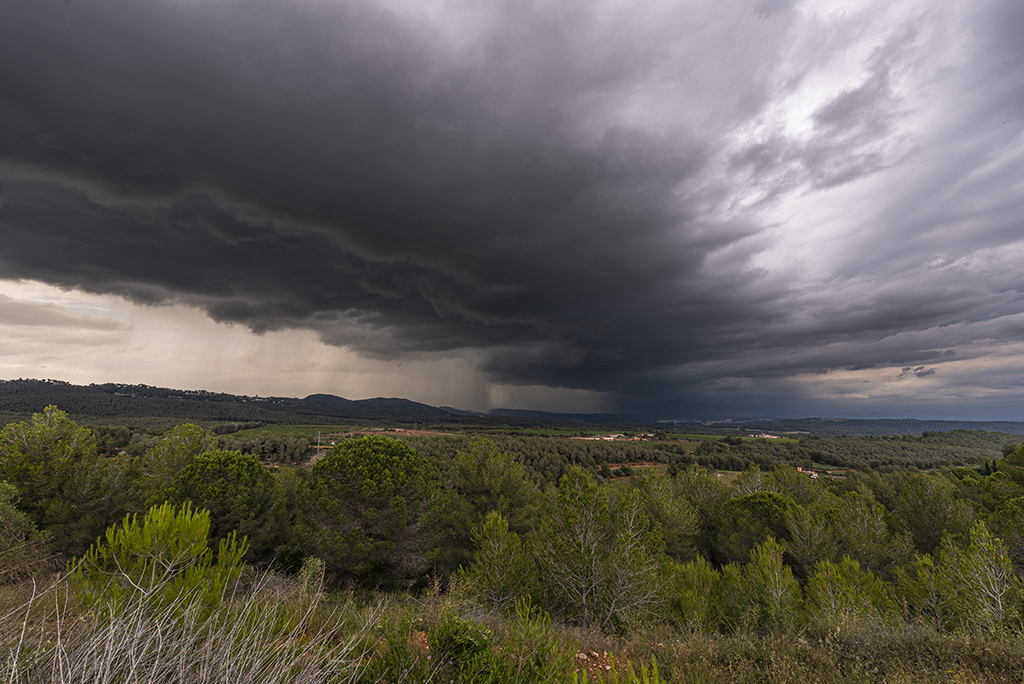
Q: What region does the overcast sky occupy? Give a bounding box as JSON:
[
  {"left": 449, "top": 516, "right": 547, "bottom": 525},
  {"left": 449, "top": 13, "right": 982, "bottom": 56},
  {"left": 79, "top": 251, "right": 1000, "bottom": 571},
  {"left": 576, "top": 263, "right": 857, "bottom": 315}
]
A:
[{"left": 1, "top": 0, "right": 1022, "bottom": 419}]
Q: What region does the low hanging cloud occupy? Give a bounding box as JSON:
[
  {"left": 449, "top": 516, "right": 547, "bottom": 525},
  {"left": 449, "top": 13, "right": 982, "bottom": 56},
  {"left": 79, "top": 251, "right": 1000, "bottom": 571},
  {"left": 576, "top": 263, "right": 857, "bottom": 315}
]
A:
[
  {"left": 1, "top": 0, "right": 1023, "bottom": 416},
  {"left": 0, "top": 294, "right": 131, "bottom": 332}
]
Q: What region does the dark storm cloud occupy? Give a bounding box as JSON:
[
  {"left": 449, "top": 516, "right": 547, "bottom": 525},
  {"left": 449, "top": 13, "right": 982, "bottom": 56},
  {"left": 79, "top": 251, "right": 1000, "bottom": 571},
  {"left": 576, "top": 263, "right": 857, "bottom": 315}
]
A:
[{"left": 1, "top": 0, "right": 1023, "bottom": 414}]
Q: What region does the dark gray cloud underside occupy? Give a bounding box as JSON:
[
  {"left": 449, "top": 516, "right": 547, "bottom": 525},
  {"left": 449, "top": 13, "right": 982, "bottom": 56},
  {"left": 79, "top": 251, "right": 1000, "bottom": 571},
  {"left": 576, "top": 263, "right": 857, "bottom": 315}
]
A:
[{"left": 1, "top": 0, "right": 1024, "bottom": 413}]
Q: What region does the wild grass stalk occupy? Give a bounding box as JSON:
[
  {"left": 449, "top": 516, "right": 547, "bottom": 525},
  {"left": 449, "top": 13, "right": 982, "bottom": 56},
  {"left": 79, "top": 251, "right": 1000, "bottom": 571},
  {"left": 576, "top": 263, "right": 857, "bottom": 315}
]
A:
[{"left": 1, "top": 570, "right": 379, "bottom": 684}]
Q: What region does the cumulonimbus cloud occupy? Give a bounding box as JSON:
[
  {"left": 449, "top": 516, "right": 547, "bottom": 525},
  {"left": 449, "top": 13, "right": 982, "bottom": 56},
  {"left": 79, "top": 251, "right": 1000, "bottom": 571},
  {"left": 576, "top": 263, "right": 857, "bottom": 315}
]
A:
[{"left": 1, "top": 0, "right": 1023, "bottom": 416}]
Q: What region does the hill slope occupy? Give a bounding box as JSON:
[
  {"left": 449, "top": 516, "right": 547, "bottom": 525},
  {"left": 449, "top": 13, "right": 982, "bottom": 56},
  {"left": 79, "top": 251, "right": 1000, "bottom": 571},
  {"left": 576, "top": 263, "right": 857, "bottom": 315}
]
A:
[{"left": 0, "top": 379, "right": 452, "bottom": 425}]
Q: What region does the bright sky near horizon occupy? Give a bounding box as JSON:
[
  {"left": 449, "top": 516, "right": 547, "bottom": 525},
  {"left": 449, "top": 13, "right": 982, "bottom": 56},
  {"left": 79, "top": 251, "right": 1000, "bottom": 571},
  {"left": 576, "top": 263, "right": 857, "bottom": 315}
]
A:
[{"left": 1, "top": 0, "right": 1023, "bottom": 419}]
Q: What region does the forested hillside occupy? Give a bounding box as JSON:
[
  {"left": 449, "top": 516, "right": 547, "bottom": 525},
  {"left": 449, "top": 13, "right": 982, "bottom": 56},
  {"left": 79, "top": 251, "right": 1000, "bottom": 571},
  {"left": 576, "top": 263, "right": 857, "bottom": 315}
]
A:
[
  {"left": 0, "top": 378, "right": 453, "bottom": 426},
  {"left": 6, "top": 406, "right": 1024, "bottom": 683}
]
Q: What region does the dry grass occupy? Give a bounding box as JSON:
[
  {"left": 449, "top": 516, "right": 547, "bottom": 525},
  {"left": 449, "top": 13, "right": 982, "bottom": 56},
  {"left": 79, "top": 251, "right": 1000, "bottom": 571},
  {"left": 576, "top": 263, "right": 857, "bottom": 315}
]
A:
[
  {"left": 0, "top": 569, "right": 380, "bottom": 684},
  {"left": 6, "top": 570, "right": 1024, "bottom": 684}
]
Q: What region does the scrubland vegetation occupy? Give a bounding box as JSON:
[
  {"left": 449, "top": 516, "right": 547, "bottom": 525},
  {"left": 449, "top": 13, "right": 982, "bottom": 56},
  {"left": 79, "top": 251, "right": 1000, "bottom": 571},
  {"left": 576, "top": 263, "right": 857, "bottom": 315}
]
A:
[{"left": 5, "top": 406, "right": 1024, "bottom": 682}]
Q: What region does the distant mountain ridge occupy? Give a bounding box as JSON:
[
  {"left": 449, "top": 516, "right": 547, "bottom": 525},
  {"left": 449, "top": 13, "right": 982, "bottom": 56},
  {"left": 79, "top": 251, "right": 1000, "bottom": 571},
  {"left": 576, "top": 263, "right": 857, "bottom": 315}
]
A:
[
  {"left": 3, "top": 379, "right": 1022, "bottom": 436},
  {"left": 0, "top": 379, "right": 753, "bottom": 425},
  {"left": 0, "top": 378, "right": 453, "bottom": 425}
]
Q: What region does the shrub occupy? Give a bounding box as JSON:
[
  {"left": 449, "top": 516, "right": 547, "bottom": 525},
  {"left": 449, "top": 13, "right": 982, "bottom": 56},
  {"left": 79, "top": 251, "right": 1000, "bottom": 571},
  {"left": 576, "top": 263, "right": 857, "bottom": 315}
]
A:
[
  {"left": 72, "top": 501, "right": 247, "bottom": 615},
  {"left": 669, "top": 556, "right": 721, "bottom": 633},
  {"left": 805, "top": 556, "right": 897, "bottom": 634},
  {"left": 495, "top": 599, "right": 576, "bottom": 684},
  {"left": 718, "top": 539, "right": 801, "bottom": 634},
  {"left": 0, "top": 481, "right": 56, "bottom": 584},
  {"left": 430, "top": 611, "right": 494, "bottom": 680},
  {"left": 531, "top": 468, "right": 666, "bottom": 632},
  {"left": 464, "top": 511, "right": 532, "bottom": 612},
  {"left": 357, "top": 607, "right": 435, "bottom": 684},
  {"left": 938, "top": 521, "right": 1018, "bottom": 634}
]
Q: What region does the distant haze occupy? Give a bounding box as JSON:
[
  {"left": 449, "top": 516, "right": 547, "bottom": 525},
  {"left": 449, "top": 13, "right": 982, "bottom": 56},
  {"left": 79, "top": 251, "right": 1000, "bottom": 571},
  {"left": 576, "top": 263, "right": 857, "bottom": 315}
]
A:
[{"left": 1, "top": 0, "right": 1023, "bottom": 420}]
